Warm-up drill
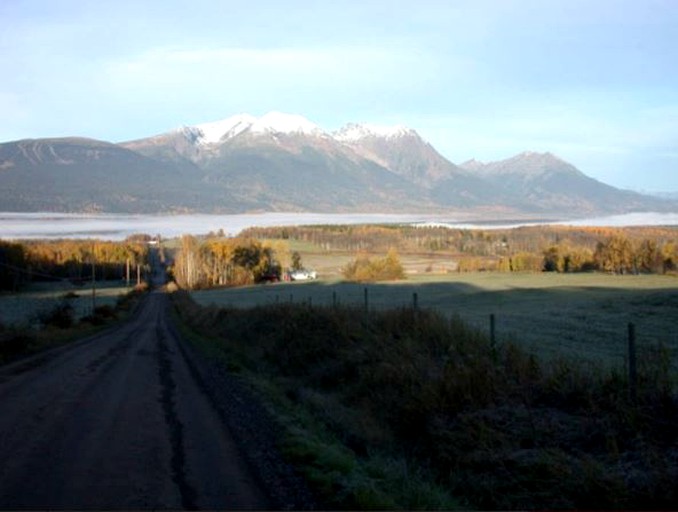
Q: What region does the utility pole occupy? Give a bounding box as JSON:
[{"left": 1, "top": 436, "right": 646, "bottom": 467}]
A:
[{"left": 91, "top": 252, "right": 96, "bottom": 314}]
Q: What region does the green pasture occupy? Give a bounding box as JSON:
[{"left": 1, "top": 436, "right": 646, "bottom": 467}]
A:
[
  {"left": 191, "top": 272, "right": 678, "bottom": 367},
  {"left": 0, "top": 281, "right": 134, "bottom": 327}
]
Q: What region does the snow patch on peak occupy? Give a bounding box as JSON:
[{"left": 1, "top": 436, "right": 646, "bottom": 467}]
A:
[
  {"left": 333, "top": 123, "right": 415, "bottom": 142},
  {"left": 182, "top": 113, "right": 420, "bottom": 146},
  {"left": 185, "top": 112, "right": 324, "bottom": 144},
  {"left": 250, "top": 111, "right": 323, "bottom": 136},
  {"left": 192, "top": 114, "right": 257, "bottom": 144}
]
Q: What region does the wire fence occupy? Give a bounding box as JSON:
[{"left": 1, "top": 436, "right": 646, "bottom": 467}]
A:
[{"left": 191, "top": 282, "right": 678, "bottom": 375}]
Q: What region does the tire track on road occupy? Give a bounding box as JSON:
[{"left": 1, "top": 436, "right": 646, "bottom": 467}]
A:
[{"left": 156, "top": 324, "right": 198, "bottom": 510}]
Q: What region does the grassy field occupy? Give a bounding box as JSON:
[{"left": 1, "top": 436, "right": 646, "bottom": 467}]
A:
[
  {"left": 191, "top": 272, "right": 678, "bottom": 367},
  {"left": 287, "top": 244, "right": 459, "bottom": 278},
  {"left": 177, "top": 274, "right": 678, "bottom": 509},
  {"left": 0, "top": 281, "right": 135, "bottom": 327}
]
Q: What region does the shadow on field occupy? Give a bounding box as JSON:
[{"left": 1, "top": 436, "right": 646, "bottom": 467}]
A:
[
  {"left": 175, "top": 283, "right": 678, "bottom": 510},
  {"left": 192, "top": 278, "right": 678, "bottom": 368}
]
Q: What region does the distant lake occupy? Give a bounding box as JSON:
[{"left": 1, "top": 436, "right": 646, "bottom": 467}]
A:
[{"left": 1, "top": 211, "right": 677, "bottom": 240}]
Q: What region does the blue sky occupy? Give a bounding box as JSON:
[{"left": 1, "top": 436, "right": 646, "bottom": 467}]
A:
[{"left": 1, "top": 0, "right": 677, "bottom": 192}]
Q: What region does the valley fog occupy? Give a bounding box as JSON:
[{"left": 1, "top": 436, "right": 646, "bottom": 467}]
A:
[{"left": 1, "top": 211, "right": 678, "bottom": 240}]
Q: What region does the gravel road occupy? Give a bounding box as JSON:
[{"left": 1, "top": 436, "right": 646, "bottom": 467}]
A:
[{"left": 0, "top": 266, "right": 314, "bottom": 509}]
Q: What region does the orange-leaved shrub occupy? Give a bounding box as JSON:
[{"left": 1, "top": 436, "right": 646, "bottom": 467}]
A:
[{"left": 342, "top": 248, "right": 405, "bottom": 281}]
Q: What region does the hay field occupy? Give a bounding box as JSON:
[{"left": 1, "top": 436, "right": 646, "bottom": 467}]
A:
[{"left": 191, "top": 272, "right": 678, "bottom": 367}]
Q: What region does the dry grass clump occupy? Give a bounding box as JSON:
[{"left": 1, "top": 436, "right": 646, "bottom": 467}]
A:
[{"left": 173, "top": 290, "right": 678, "bottom": 509}]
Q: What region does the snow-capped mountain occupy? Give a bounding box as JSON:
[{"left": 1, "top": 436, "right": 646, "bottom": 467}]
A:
[
  {"left": 1, "top": 111, "right": 673, "bottom": 215},
  {"left": 189, "top": 114, "right": 257, "bottom": 144},
  {"left": 183, "top": 114, "right": 414, "bottom": 146},
  {"left": 124, "top": 113, "right": 432, "bottom": 170},
  {"left": 190, "top": 112, "right": 326, "bottom": 145},
  {"left": 154, "top": 114, "right": 475, "bottom": 190},
  {"left": 176, "top": 114, "right": 422, "bottom": 151}
]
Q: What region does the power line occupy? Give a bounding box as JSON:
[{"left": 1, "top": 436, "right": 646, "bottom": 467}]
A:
[{"left": 0, "top": 259, "right": 71, "bottom": 282}]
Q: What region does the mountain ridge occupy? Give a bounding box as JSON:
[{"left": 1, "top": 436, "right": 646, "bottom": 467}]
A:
[{"left": 1, "top": 112, "right": 675, "bottom": 216}]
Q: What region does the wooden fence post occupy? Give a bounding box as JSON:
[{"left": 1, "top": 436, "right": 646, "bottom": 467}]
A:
[
  {"left": 413, "top": 292, "right": 418, "bottom": 311},
  {"left": 628, "top": 322, "right": 637, "bottom": 402},
  {"left": 490, "top": 313, "right": 496, "bottom": 348},
  {"left": 364, "top": 287, "right": 369, "bottom": 313},
  {"left": 333, "top": 290, "right": 337, "bottom": 308}
]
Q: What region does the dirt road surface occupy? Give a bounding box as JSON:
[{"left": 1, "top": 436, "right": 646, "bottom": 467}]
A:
[{"left": 0, "top": 274, "right": 291, "bottom": 509}]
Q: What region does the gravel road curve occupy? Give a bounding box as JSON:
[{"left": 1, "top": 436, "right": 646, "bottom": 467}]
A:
[{"left": 0, "top": 263, "right": 314, "bottom": 510}]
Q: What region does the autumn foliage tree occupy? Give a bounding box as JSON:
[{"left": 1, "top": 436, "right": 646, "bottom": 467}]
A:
[
  {"left": 595, "top": 235, "right": 635, "bottom": 274},
  {"left": 171, "top": 237, "right": 288, "bottom": 289},
  {"left": 0, "top": 239, "right": 148, "bottom": 290}
]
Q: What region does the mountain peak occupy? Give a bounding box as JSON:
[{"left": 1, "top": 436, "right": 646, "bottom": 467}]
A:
[
  {"left": 186, "top": 112, "right": 324, "bottom": 145},
  {"left": 460, "top": 158, "right": 486, "bottom": 171},
  {"left": 250, "top": 111, "right": 323, "bottom": 136},
  {"left": 514, "top": 151, "right": 565, "bottom": 164},
  {"left": 190, "top": 114, "right": 257, "bottom": 144},
  {"left": 469, "top": 150, "right": 584, "bottom": 180},
  {"left": 333, "top": 123, "right": 417, "bottom": 142}
]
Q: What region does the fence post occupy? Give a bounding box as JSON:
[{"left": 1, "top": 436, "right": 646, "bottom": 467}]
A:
[
  {"left": 628, "top": 322, "right": 637, "bottom": 402},
  {"left": 413, "top": 292, "right": 418, "bottom": 311},
  {"left": 364, "top": 287, "right": 369, "bottom": 313},
  {"left": 490, "top": 313, "right": 496, "bottom": 348},
  {"left": 333, "top": 290, "right": 337, "bottom": 308}
]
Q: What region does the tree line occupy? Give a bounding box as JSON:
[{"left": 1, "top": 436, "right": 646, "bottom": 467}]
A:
[
  {"left": 0, "top": 238, "right": 149, "bottom": 291},
  {"left": 243, "top": 224, "right": 678, "bottom": 275}
]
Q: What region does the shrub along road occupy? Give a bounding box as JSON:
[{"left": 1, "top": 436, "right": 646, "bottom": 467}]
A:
[{"left": 0, "top": 268, "right": 309, "bottom": 509}]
